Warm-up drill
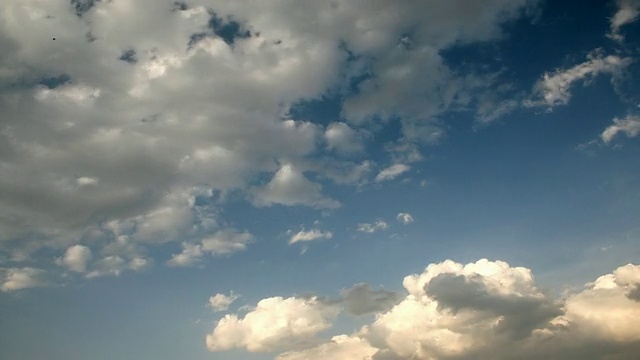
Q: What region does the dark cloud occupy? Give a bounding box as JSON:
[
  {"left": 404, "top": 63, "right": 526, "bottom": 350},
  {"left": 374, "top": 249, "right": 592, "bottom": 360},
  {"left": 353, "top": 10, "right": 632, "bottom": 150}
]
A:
[
  {"left": 426, "top": 273, "right": 563, "bottom": 339},
  {"left": 341, "top": 283, "right": 402, "bottom": 316}
]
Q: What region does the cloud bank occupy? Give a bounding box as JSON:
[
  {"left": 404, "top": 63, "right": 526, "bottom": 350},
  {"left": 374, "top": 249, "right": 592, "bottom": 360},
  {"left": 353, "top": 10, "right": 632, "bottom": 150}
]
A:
[{"left": 206, "top": 259, "right": 640, "bottom": 360}]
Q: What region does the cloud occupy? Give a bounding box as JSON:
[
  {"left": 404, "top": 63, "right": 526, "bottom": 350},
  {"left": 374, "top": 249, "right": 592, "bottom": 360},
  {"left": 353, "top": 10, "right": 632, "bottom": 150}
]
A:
[
  {"left": 0, "top": 0, "right": 539, "bottom": 279},
  {"left": 289, "top": 229, "right": 333, "bottom": 245},
  {"left": 525, "top": 52, "right": 631, "bottom": 109},
  {"left": 86, "top": 255, "right": 151, "bottom": 278},
  {"left": 206, "top": 296, "right": 340, "bottom": 352},
  {"left": 609, "top": 0, "right": 640, "bottom": 41},
  {"left": 375, "top": 164, "right": 410, "bottom": 182},
  {"left": 276, "top": 334, "right": 377, "bottom": 360},
  {"left": 209, "top": 292, "right": 240, "bottom": 312},
  {"left": 396, "top": 213, "right": 414, "bottom": 224},
  {"left": 223, "top": 260, "right": 640, "bottom": 360},
  {"left": 57, "top": 244, "right": 92, "bottom": 273},
  {"left": 201, "top": 229, "right": 254, "bottom": 255},
  {"left": 166, "top": 243, "right": 204, "bottom": 268},
  {"left": 357, "top": 220, "right": 389, "bottom": 233},
  {"left": 340, "top": 283, "right": 402, "bottom": 316},
  {"left": 601, "top": 114, "right": 640, "bottom": 143},
  {"left": 167, "top": 228, "right": 254, "bottom": 267},
  {"left": 0, "top": 267, "right": 46, "bottom": 292},
  {"left": 252, "top": 164, "right": 341, "bottom": 209},
  {"left": 324, "top": 122, "right": 366, "bottom": 155}
]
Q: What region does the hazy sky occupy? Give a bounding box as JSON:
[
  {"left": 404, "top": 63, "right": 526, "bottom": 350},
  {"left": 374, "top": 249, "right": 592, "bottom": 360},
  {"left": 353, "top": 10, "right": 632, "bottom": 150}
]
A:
[{"left": 1, "top": 1, "right": 640, "bottom": 359}]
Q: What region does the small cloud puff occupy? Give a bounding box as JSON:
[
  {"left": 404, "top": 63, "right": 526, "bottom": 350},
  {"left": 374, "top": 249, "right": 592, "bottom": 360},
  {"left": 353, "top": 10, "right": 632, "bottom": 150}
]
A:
[
  {"left": 357, "top": 220, "right": 388, "bottom": 233},
  {"left": 209, "top": 292, "right": 240, "bottom": 312},
  {"left": 396, "top": 212, "right": 414, "bottom": 224},
  {"left": 289, "top": 228, "right": 333, "bottom": 245},
  {"left": 375, "top": 164, "right": 410, "bottom": 182},
  {"left": 0, "top": 267, "right": 46, "bottom": 292},
  {"left": 601, "top": 114, "right": 640, "bottom": 144}
]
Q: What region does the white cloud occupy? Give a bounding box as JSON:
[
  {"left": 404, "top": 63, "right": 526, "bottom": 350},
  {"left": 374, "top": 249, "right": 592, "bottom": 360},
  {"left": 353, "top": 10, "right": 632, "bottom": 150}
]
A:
[
  {"left": 86, "top": 255, "right": 151, "bottom": 278},
  {"left": 396, "top": 212, "right": 414, "bottom": 224},
  {"left": 357, "top": 220, "right": 388, "bottom": 233},
  {"left": 166, "top": 243, "right": 204, "bottom": 268},
  {"left": 276, "top": 334, "right": 377, "bottom": 360},
  {"left": 289, "top": 229, "right": 333, "bottom": 245},
  {"left": 201, "top": 229, "right": 254, "bottom": 255},
  {"left": 252, "top": 164, "right": 340, "bottom": 209},
  {"left": 58, "top": 244, "right": 92, "bottom": 273},
  {"left": 206, "top": 296, "right": 340, "bottom": 352},
  {"left": 260, "top": 260, "right": 640, "bottom": 360},
  {"left": 324, "top": 122, "right": 365, "bottom": 155},
  {"left": 209, "top": 292, "right": 240, "bottom": 312},
  {"left": 0, "top": 267, "right": 46, "bottom": 292},
  {"left": 560, "top": 263, "right": 640, "bottom": 343},
  {"left": 375, "top": 164, "right": 410, "bottom": 182},
  {"left": 601, "top": 114, "right": 640, "bottom": 143},
  {"left": 167, "top": 228, "right": 254, "bottom": 267},
  {"left": 526, "top": 52, "right": 631, "bottom": 109},
  {"left": 0, "top": 0, "right": 539, "bottom": 277},
  {"left": 609, "top": 0, "right": 640, "bottom": 41}
]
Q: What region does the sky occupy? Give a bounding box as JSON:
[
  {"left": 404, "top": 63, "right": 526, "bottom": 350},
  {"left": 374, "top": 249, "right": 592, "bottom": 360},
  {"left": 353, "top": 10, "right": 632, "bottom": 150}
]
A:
[{"left": 1, "top": 0, "right": 640, "bottom": 359}]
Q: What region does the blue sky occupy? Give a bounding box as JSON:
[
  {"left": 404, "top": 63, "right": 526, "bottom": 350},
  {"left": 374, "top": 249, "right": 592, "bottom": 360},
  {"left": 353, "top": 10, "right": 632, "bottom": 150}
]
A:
[{"left": 1, "top": 1, "right": 640, "bottom": 359}]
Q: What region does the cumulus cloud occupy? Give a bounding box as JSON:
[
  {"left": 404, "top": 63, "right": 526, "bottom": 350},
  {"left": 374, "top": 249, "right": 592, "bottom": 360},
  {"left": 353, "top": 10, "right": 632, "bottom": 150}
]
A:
[
  {"left": 252, "top": 164, "right": 340, "bottom": 209},
  {"left": 324, "top": 122, "right": 365, "bottom": 155},
  {"left": 525, "top": 52, "right": 631, "bottom": 109},
  {"left": 57, "top": 244, "right": 92, "bottom": 273},
  {"left": 357, "top": 220, "right": 388, "bottom": 233},
  {"left": 209, "top": 292, "right": 240, "bottom": 312},
  {"left": 601, "top": 114, "right": 640, "bottom": 143},
  {"left": 214, "top": 260, "right": 640, "bottom": 360},
  {"left": 166, "top": 243, "right": 204, "bottom": 268},
  {"left": 375, "top": 164, "right": 410, "bottom": 182},
  {"left": 0, "top": 0, "right": 540, "bottom": 279},
  {"left": 276, "top": 334, "right": 377, "bottom": 360},
  {"left": 86, "top": 255, "right": 151, "bottom": 278},
  {"left": 289, "top": 228, "right": 333, "bottom": 245},
  {"left": 609, "top": 0, "right": 640, "bottom": 41},
  {"left": 396, "top": 213, "right": 414, "bottom": 224},
  {"left": 167, "top": 228, "right": 254, "bottom": 267},
  {"left": 0, "top": 267, "right": 46, "bottom": 292},
  {"left": 206, "top": 296, "right": 340, "bottom": 352}
]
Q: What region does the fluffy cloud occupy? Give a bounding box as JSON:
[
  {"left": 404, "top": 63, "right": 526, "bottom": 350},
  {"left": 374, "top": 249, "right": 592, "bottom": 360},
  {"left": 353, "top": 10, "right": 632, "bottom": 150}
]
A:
[
  {"left": 58, "top": 244, "right": 92, "bottom": 273},
  {"left": 86, "top": 255, "right": 151, "bottom": 278},
  {"left": 276, "top": 334, "right": 377, "bottom": 360},
  {"left": 166, "top": 243, "right": 204, "bottom": 268},
  {"left": 289, "top": 228, "right": 333, "bottom": 245},
  {"left": 215, "top": 260, "right": 640, "bottom": 360},
  {"left": 209, "top": 292, "right": 240, "bottom": 312},
  {"left": 609, "top": 0, "right": 640, "bottom": 41},
  {"left": 0, "top": 267, "right": 46, "bottom": 292},
  {"left": 324, "top": 122, "right": 366, "bottom": 155},
  {"left": 167, "top": 228, "right": 254, "bottom": 267},
  {"left": 396, "top": 213, "right": 414, "bottom": 224},
  {"left": 0, "top": 0, "right": 540, "bottom": 279},
  {"left": 357, "top": 220, "right": 389, "bottom": 233},
  {"left": 375, "top": 164, "right": 410, "bottom": 182},
  {"left": 601, "top": 114, "right": 640, "bottom": 143},
  {"left": 206, "top": 296, "right": 340, "bottom": 352},
  {"left": 525, "top": 52, "right": 631, "bottom": 109},
  {"left": 252, "top": 164, "right": 340, "bottom": 209}
]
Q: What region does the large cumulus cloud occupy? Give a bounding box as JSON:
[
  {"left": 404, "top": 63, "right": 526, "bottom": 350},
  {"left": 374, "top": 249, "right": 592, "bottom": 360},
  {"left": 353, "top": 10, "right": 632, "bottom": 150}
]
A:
[{"left": 207, "top": 259, "right": 640, "bottom": 359}]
